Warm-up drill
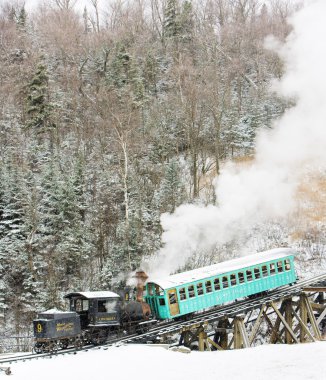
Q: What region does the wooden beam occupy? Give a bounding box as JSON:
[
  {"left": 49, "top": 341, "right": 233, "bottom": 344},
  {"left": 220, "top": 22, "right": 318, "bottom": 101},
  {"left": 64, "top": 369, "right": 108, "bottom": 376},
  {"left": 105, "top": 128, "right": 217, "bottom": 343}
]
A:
[
  {"left": 310, "top": 302, "right": 326, "bottom": 311},
  {"left": 269, "top": 303, "right": 285, "bottom": 344},
  {"left": 234, "top": 317, "right": 250, "bottom": 349},
  {"left": 199, "top": 330, "right": 211, "bottom": 352},
  {"left": 316, "top": 307, "right": 326, "bottom": 327},
  {"left": 285, "top": 299, "right": 294, "bottom": 344},
  {"left": 292, "top": 308, "right": 316, "bottom": 342},
  {"left": 300, "top": 295, "right": 308, "bottom": 343},
  {"left": 207, "top": 337, "right": 224, "bottom": 351},
  {"left": 303, "top": 287, "right": 326, "bottom": 292},
  {"left": 301, "top": 294, "right": 322, "bottom": 340},
  {"left": 249, "top": 305, "right": 267, "bottom": 345},
  {"left": 270, "top": 302, "right": 299, "bottom": 344}
]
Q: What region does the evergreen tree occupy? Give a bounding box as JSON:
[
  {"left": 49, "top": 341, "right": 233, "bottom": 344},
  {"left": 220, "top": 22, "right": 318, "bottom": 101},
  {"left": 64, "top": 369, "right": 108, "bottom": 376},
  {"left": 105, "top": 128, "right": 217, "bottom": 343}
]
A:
[
  {"left": 17, "top": 6, "right": 27, "bottom": 31},
  {"left": 26, "top": 62, "right": 55, "bottom": 135},
  {"left": 164, "top": 0, "right": 179, "bottom": 39}
]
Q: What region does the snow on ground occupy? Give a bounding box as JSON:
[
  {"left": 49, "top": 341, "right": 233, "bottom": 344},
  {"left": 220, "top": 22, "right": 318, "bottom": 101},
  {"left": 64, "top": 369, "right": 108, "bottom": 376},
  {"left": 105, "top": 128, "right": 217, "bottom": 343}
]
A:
[{"left": 5, "top": 342, "right": 326, "bottom": 380}]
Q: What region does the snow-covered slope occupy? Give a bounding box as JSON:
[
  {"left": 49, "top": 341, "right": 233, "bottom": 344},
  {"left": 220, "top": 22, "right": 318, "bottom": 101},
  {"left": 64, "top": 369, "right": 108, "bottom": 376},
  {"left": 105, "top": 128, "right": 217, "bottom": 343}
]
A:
[{"left": 6, "top": 342, "right": 326, "bottom": 380}]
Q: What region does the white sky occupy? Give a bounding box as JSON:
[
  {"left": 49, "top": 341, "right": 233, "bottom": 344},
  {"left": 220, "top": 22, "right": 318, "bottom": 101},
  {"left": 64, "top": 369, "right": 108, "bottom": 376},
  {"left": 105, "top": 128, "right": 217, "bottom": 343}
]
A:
[{"left": 0, "top": 0, "right": 97, "bottom": 12}]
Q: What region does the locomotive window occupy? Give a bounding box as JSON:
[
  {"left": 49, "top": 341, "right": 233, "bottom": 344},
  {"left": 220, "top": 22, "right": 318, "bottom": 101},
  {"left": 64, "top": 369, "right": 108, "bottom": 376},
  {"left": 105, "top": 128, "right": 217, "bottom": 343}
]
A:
[
  {"left": 285, "top": 259, "right": 291, "bottom": 271},
  {"left": 270, "top": 263, "right": 276, "bottom": 275},
  {"left": 197, "top": 283, "right": 204, "bottom": 296},
  {"left": 222, "top": 276, "right": 229, "bottom": 288},
  {"left": 230, "top": 274, "right": 237, "bottom": 286},
  {"left": 205, "top": 280, "right": 212, "bottom": 293},
  {"left": 106, "top": 300, "right": 117, "bottom": 312},
  {"left": 75, "top": 299, "right": 89, "bottom": 312},
  {"left": 246, "top": 270, "right": 253, "bottom": 281},
  {"left": 214, "top": 278, "right": 221, "bottom": 291},
  {"left": 262, "top": 265, "right": 268, "bottom": 277},
  {"left": 179, "top": 288, "right": 187, "bottom": 301},
  {"left": 169, "top": 293, "right": 177, "bottom": 305},
  {"left": 188, "top": 285, "right": 195, "bottom": 298},
  {"left": 98, "top": 300, "right": 107, "bottom": 312},
  {"left": 254, "top": 268, "right": 261, "bottom": 279},
  {"left": 277, "top": 261, "right": 284, "bottom": 272},
  {"left": 76, "top": 299, "right": 82, "bottom": 312},
  {"left": 238, "top": 272, "right": 245, "bottom": 284}
]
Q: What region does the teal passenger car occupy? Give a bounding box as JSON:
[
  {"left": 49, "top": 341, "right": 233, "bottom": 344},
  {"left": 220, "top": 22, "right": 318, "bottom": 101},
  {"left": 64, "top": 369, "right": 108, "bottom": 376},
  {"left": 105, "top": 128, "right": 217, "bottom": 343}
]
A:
[{"left": 144, "top": 248, "right": 297, "bottom": 319}]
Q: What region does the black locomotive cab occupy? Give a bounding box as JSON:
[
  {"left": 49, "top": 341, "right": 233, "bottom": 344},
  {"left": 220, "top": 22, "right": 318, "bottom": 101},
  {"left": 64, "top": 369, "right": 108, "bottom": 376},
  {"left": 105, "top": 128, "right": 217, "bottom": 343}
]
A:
[{"left": 64, "top": 291, "right": 121, "bottom": 328}]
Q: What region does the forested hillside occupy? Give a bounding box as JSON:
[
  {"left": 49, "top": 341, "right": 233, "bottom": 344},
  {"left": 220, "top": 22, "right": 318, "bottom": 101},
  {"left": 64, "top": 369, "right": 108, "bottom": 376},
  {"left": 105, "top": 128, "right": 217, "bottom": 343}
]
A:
[{"left": 1, "top": 0, "right": 325, "bottom": 336}]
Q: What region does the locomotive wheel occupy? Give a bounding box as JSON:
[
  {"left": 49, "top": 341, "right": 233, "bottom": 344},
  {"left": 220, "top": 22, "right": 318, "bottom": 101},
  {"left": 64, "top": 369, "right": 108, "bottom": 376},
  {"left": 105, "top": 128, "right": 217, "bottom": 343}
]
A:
[
  {"left": 59, "top": 339, "right": 69, "bottom": 350},
  {"left": 33, "top": 342, "right": 45, "bottom": 354},
  {"left": 48, "top": 342, "right": 59, "bottom": 354},
  {"left": 74, "top": 337, "right": 83, "bottom": 350}
]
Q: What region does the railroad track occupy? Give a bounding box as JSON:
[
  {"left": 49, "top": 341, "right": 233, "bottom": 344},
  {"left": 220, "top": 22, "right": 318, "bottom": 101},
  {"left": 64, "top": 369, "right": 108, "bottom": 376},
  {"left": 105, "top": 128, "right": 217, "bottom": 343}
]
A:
[{"left": 1, "top": 272, "right": 325, "bottom": 365}]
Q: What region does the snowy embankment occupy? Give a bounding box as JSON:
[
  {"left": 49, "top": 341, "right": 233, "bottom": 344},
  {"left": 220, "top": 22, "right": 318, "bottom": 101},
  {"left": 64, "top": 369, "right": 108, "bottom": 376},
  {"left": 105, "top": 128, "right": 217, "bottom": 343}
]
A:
[{"left": 5, "top": 342, "right": 326, "bottom": 380}]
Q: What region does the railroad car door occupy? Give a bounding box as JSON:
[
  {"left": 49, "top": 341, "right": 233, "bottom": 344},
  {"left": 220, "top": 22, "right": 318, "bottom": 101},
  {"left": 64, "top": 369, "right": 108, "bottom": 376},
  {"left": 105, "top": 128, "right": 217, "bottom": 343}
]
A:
[{"left": 167, "top": 289, "right": 180, "bottom": 316}]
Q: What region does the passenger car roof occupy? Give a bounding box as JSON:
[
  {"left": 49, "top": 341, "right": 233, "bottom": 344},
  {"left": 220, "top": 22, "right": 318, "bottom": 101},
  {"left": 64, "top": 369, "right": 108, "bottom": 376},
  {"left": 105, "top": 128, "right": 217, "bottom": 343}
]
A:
[
  {"left": 147, "top": 248, "right": 297, "bottom": 290},
  {"left": 64, "top": 291, "right": 120, "bottom": 299}
]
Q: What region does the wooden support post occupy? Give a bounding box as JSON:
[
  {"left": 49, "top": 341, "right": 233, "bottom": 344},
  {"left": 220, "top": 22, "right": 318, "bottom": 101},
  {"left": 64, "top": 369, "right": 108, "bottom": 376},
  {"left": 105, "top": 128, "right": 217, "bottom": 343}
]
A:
[
  {"left": 233, "top": 316, "right": 250, "bottom": 349},
  {"left": 285, "top": 299, "right": 293, "bottom": 344},
  {"left": 270, "top": 302, "right": 299, "bottom": 344},
  {"left": 234, "top": 318, "right": 242, "bottom": 349},
  {"left": 220, "top": 317, "right": 229, "bottom": 350},
  {"left": 198, "top": 329, "right": 206, "bottom": 352},
  {"left": 300, "top": 294, "right": 308, "bottom": 342},
  {"left": 213, "top": 317, "right": 229, "bottom": 350}
]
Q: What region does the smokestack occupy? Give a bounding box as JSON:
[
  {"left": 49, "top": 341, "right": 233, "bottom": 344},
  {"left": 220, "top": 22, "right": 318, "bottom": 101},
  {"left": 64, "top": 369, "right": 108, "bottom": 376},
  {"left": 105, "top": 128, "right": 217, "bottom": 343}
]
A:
[{"left": 134, "top": 270, "right": 148, "bottom": 302}]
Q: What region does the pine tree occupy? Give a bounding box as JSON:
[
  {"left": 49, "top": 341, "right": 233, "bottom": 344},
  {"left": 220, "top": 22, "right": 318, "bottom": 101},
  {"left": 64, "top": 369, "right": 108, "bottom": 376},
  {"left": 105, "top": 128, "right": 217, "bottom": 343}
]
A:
[
  {"left": 26, "top": 62, "right": 55, "bottom": 135},
  {"left": 17, "top": 6, "right": 27, "bottom": 31},
  {"left": 164, "top": 0, "right": 179, "bottom": 39}
]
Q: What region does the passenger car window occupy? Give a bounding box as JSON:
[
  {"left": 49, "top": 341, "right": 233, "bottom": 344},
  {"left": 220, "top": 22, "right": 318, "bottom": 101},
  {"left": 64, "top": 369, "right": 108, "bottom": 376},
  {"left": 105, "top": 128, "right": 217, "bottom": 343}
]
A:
[
  {"left": 277, "top": 261, "right": 284, "bottom": 273},
  {"left": 188, "top": 285, "right": 195, "bottom": 298},
  {"left": 197, "top": 283, "right": 204, "bottom": 295},
  {"left": 254, "top": 268, "right": 261, "bottom": 279},
  {"left": 214, "top": 278, "right": 221, "bottom": 291},
  {"left": 222, "top": 276, "right": 229, "bottom": 288},
  {"left": 285, "top": 259, "right": 291, "bottom": 271},
  {"left": 270, "top": 263, "right": 276, "bottom": 275},
  {"left": 159, "top": 298, "right": 166, "bottom": 306},
  {"left": 179, "top": 288, "right": 187, "bottom": 301},
  {"left": 262, "top": 265, "right": 268, "bottom": 277},
  {"left": 230, "top": 274, "right": 237, "bottom": 286},
  {"left": 246, "top": 270, "right": 253, "bottom": 281},
  {"left": 205, "top": 280, "right": 212, "bottom": 293},
  {"left": 238, "top": 272, "right": 245, "bottom": 284}
]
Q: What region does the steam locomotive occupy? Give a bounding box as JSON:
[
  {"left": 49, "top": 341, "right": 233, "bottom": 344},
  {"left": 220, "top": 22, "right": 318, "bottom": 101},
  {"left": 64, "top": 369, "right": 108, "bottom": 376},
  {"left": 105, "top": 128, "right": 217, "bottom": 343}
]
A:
[{"left": 33, "top": 271, "right": 153, "bottom": 353}]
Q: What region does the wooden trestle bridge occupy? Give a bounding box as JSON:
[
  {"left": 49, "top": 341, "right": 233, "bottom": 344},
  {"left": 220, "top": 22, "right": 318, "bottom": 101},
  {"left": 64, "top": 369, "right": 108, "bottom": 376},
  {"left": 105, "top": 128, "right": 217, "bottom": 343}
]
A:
[{"left": 124, "top": 273, "right": 326, "bottom": 351}]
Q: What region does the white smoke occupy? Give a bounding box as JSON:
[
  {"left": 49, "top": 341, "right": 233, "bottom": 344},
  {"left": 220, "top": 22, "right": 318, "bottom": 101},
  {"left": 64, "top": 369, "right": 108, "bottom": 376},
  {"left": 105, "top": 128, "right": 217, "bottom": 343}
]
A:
[{"left": 144, "top": 0, "right": 326, "bottom": 278}]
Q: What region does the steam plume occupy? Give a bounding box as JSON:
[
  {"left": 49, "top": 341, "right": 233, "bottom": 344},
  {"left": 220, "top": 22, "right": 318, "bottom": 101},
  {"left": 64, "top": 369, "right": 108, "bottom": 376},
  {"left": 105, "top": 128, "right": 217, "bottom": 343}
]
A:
[{"left": 144, "top": 0, "right": 326, "bottom": 278}]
